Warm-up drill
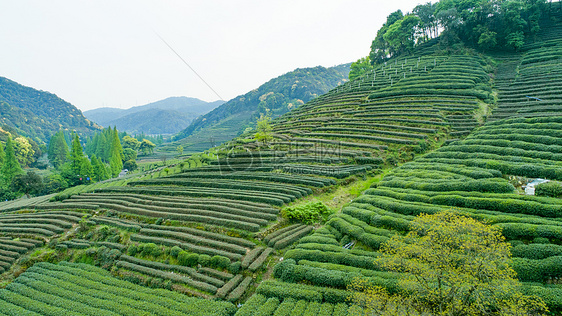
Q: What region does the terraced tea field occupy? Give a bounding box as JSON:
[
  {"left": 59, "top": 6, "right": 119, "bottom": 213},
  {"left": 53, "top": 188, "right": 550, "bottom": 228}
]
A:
[{"left": 1, "top": 13, "right": 562, "bottom": 315}]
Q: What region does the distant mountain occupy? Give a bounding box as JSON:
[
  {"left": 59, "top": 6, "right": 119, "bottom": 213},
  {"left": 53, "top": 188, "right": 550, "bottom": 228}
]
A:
[
  {"left": 84, "top": 97, "right": 223, "bottom": 135},
  {"left": 169, "top": 64, "right": 350, "bottom": 153},
  {"left": 0, "top": 76, "right": 99, "bottom": 144}
]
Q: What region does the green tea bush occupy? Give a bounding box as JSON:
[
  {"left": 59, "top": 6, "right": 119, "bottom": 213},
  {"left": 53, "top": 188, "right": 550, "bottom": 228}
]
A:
[
  {"left": 178, "top": 251, "right": 199, "bottom": 267},
  {"left": 511, "top": 244, "right": 562, "bottom": 260},
  {"left": 227, "top": 276, "right": 253, "bottom": 302},
  {"left": 536, "top": 181, "right": 562, "bottom": 198},
  {"left": 282, "top": 202, "right": 333, "bottom": 225},
  {"left": 210, "top": 255, "right": 231, "bottom": 269},
  {"left": 216, "top": 274, "right": 243, "bottom": 299}
]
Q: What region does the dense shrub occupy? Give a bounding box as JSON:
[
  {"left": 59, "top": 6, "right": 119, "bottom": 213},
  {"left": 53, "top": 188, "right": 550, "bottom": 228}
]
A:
[
  {"left": 282, "top": 202, "right": 333, "bottom": 224},
  {"left": 511, "top": 244, "right": 562, "bottom": 260},
  {"left": 536, "top": 181, "right": 562, "bottom": 198}
]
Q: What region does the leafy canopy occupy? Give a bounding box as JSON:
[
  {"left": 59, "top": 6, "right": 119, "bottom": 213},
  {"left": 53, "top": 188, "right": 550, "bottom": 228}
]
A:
[{"left": 349, "top": 211, "right": 548, "bottom": 315}]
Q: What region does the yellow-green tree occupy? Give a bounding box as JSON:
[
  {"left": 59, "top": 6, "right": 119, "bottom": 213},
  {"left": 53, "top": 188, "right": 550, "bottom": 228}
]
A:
[
  {"left": 254, "top": 114, "right": 273, "bottom": 144},
  {"left": 349, "top": 211, "right": 547, "bottom": 316}
]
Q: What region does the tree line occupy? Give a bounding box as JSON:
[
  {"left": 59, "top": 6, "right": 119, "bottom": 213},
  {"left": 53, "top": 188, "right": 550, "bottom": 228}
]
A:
[
  {"left": 350, "top": 0, "right": 551, "bottom": 80},
  {"left": 0, "top": 127, "right": 158, "bottom": 201},
  {"left": 371, "top": 0, "right": 548, "bottom": 63}
]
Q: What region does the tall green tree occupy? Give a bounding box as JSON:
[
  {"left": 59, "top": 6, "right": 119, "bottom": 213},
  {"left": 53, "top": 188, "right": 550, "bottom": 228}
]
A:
[
  {"left": 48, "top": 130, "right": 69, "bottom": 169},
  {"left": 1, "top": 136, "right": 23, "bottom": 185},
  {"left": 370, "top": 10, "right": 405, "bottom": 64},
  {"left": 90, "top": 154, "right": 108, "bottom": 182},
  {"left": 69, "top": 133, "right": 85, "bottom": 175},
  {"left": 0, "top": 141, "right": 5, "bottom": 169},
  {"left": 109, "top": 127, "right": 124, "bottom": 177},
  {"left": 109, "top": 149, "right": 123, "bottom": 177},
  {"left": 79, "top": 157, "right": 93, "bottom": 183},
  {"left": 111, "top": 127, "right": 124, "bottom": 161}
]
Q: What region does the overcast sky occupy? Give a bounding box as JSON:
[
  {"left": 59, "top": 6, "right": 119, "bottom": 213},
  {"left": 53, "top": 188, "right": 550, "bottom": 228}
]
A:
[{"left": 1, "top": 0, "right": 427, "bottom": 111}]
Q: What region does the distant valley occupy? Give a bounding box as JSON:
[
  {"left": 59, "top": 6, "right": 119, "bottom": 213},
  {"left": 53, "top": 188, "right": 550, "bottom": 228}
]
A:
[{"left": 84, "top": 97, "right": 224, "bottom": 135}]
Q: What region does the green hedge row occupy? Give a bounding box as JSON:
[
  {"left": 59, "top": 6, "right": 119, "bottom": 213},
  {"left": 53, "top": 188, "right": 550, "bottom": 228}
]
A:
[
  {"left": 472, "top": 126, "right": 562, "bottom": 140},
  {"left": 0, "top": 223, "right": 65, "bottom": 235},
  {"left": 0, "top": 249, "right": 20, "bottom": 259},
  {"left": 99, "top": 186, "right": 286, "bottom": 206},
  {"left": 248, "top": 248, "right": 274, "bottom": 272},
  {"left": 281, "top": 164, "right": 371, "bottom": 179},
  {"left": 216, "top": 274, "right": 243, "bottom": 299},
  {"left": 0, "top": 218, "right": 74, "bottom": 229},
  {"left": 511, "top": 244, "right": 562, "bottom": 260},
  {"left": 169, "top": 172, "right": 333, "bottom": 187},
  {"left": 0, "top": 226, "right": 56, "bottom": 237},
  {"left": 416, "top": 157, "right": 562, "bottom": 181},
  {"left": 512, "top": 256, "right": 562, "bottom": 282},
  {"left": 198, "top": 267, "right": 233, "bottom": 281},
  {"left": 130, "top": 178, "right": 307, "bottom": 200},
  {"left": 523, "top": 284, "right": 562, "bottom": 312},
  {"left": 139, "top": 228, "right": 247, "bottom": 256},
  {"left": 369, "top": 87, "right": 489, "bottom": 100},
  {"left": 120, "top": 255, "right": 225, "bottom": 287},
  {"left": 242, "top": 247, "right": 265, "bottom": 269},
  {"left": 298, "top": 235, "right": 339, "bottom": 246},
  {"left": 145, "top": 225, "right": 255, "bottom": 249},
  {"left": 256, "top": 280, "right": 351, "bottom": 304},
  {"left": 84, "top": 195, "right": 278, "bottom": 221},
  {"left": 83, "top": 192, "right": 279, "bottom": 214},
  {"left": 274, "top": 259, "right": 400, "bottom": 293},
  {"left": 298, "top": 132, "right": 418, "bottom": 145},
  {"left": 266, "top": 225, "right": 305, "bottom": 246},
  {"left": 130, "top": 234, "right": 242, "bottom": 260},
  {"left": 325, "top": 121, "right": 437, "bottom": 133},
  {"left": 379, "top": 177, "right": 515, "bottom": 193},
  {"left": 234, "top": 294, "right": 269, "bottom": 316},
  {"left": 95, "top": 202, "right": 261, "bottom": 231},
  {"left": 314, "top": 127, "right": 428, "bottom": 139},
  {"left": 327, "top": 216, "right": 390, "bottom": 250},
  {"left": 3, "top": 280, "right": 107, "bottom": 316},
  {"left": 92, "top": 216, "right": 142, "bottom": 232},
  {"left": 272, "top": 226, "right": 313, "bottom": 250},
  {"left": 25, "top": 262, "right": 235, "bottom": 315},
  {"left": 227, "top": 276, "right": 252, "bottom": 302},
  {"left": 367, "top": 188, "right": 562, "bottom": 218},
  {"left": 439, "top": 144, "right": 562, "bottom": 161},
  {"left": 116, "top": 260, "right": 218, "bottom": 294},
  {"left": 497, "top": 223, "right": 562, "bottom": 241},
  {"left": 460, "top": 138, "right": 562, "bottom": 154},
  {"left": 285, "top": 248, "right": 379, "bottom": 270}
]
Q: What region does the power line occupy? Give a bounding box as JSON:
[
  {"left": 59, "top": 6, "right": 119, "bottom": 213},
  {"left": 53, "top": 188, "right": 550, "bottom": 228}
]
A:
[{"left": 154, "top": 31, "right": 224, "bottom": 101}]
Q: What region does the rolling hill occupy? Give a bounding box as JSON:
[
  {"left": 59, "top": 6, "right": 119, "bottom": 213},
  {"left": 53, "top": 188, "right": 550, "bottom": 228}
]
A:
[
  {"left": 0, "top": 76, "right": 99, "bottom": 144},
  {"left": 84, "top": 97, "right": 223, "bottom": 135},
  {"left": 167, "top": 64, "right": 350, "bottom": 153},
  {"left": 0, "top": 2, "right": 561, "bottom": 316}
]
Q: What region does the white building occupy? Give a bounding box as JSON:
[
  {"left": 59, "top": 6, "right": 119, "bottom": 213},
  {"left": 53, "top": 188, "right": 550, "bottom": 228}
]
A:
[{"left": 524, "top": 178, "right": 550, "bottom": 195}]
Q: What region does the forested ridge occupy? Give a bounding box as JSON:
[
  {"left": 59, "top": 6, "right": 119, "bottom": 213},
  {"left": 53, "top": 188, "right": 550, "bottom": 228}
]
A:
[{"left": 0, "top": 76, "right": 99, "bottom": 144}]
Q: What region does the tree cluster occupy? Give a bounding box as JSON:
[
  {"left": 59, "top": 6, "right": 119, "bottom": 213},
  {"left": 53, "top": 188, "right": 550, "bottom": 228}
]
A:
[{"left": 369, "top": 0, "right": 548, "bottom": 64}]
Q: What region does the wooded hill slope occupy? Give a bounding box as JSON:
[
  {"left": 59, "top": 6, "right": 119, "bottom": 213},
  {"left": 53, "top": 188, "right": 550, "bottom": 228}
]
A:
[
  {"left": 0, "top": 76, "right": 99, "bottom": 144},
  {"left": 168, "top": 64, "right": 350, "bottom": 153}
]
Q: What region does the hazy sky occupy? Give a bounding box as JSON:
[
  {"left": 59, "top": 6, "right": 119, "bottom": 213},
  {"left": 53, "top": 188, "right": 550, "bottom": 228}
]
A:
[{"left": 1, "top": 0, "right": 427, "bottom": 111}]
